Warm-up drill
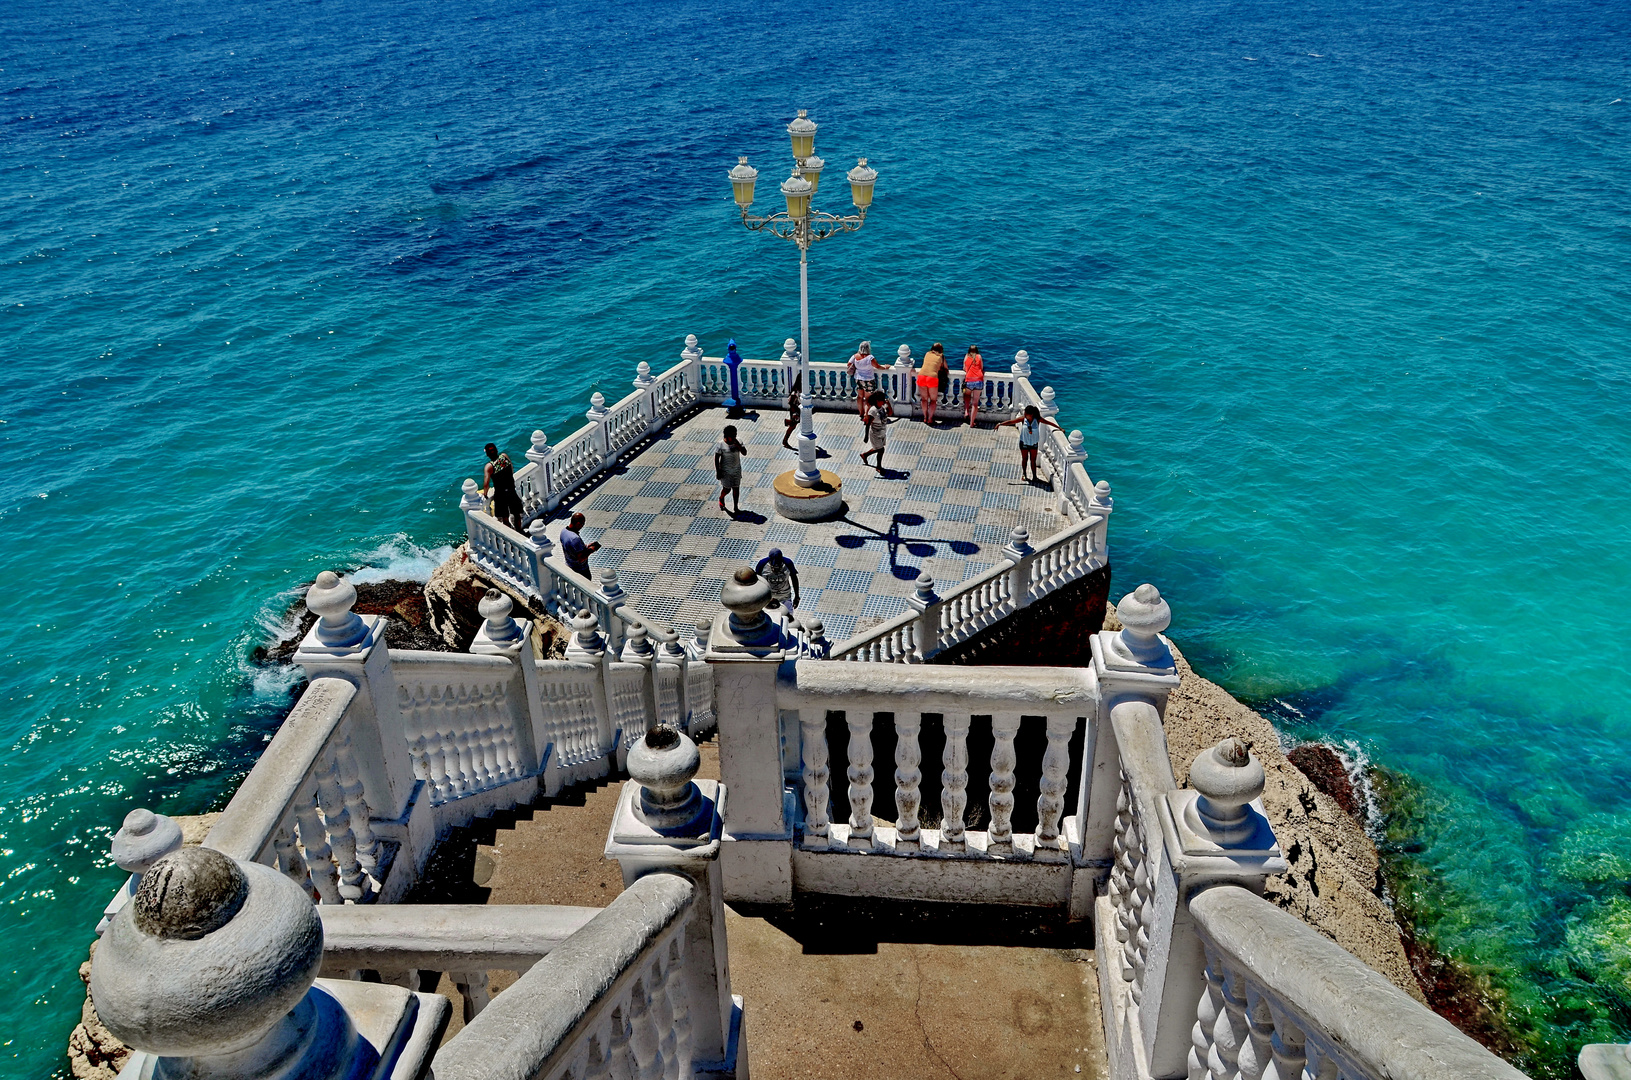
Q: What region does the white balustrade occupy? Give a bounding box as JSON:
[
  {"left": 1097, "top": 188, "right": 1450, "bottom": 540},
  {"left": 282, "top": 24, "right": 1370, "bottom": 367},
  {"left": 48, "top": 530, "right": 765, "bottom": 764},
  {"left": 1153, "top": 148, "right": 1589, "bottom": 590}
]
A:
[
  {"left": 893, "top": 713, "right": 923, "bottom": 852},
  {"left": 393, "top": 654, "right": 525, "bottom": 807},
  {"left": 832, "top": 512, "right": 1104, "bottom": 663},
  {"left": 845, "top": 711, "right": 876, "bottom": 849}
]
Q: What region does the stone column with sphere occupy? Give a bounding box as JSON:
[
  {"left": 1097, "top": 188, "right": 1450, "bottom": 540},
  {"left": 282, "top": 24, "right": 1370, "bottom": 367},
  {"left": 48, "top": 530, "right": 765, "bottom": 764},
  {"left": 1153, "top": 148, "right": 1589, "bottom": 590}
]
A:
[
  {"left": 90, "top": 845, "right": 448, "bottom": 1080},
  {"left": 705, "top": 567, "right": 794, "bottom": 904},
  {"left": 604, "top": 725, "right": 742, "bottom": 1075},
  {"left": 295, "top": 572, "right": 416, "bottom": 825}
]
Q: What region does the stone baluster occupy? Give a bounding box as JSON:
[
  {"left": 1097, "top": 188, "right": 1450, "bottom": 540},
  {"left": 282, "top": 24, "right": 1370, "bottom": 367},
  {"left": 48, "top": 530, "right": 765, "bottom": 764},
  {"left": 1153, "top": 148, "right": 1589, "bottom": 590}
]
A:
[
  {"left": 312, "top": 751, "right": 368, "bottom": 900},
  {"left": 893, "top": 713, "right": 923, "bottom": 852},
  {"left": 270, "top": 823, "right": 313, "bottom": 895},
  {"left": 620, "top": 619, "right": 659, "bottom": 749},
  {"left": 292, "top": 782, "right": 342, "bottom": 903},
  {"left": 799, "top": 710, "right": 831, "bottom": 848},
  {"left": 987, "top": 714, "right": 1021, "bottom": 853},
  {"left": 452, "top": 972, "right": 491, "bottom": 1023},
  {"left": 332, "top": 737, "right": 381, "bottom": 869},
  {"left": 1263, "top": 997, "right": 1309, "bottom": 1080},
  {"left": 1034, "top": 713, "right": 1075, "bottom": 862},
  {"left": 89, "top": 847, "right": 445, "bottom": 1080},
  {"left": 1038, "top": 385, "right": 1059, "bottom": 419},
  {"left": 656, "top": 635, "right": 687, "bottom": 730},
  {"left": 586, "top": 390, "right": 611, "bottom": 463},
  {"left": 1002, "top": 527, "right": 1035, "bottom": 611},
  {"left": 940, "top": 715, "right": 971, "bottom": 852},
  {"left": 648, "top": 949, "right": 680, "bottom": 1077},
  {"left": 905, "top": 574, "right": 942, "bottom": 663},
  {"left": 437, "top": 687, "right": 471, "bottom": 798},
  {"left": 627, "top": 970, "right": 662, "bottom": 1080},
  {"left": 99, "top": 808, "right": 184, "bottom": 935},
  {"left": 606, "top": 726, "right": 740, "bottom": 1076},
  {"left": 846, "top": 712, "right": 876, "bottom": 849},
  {"left": 1190, "top": 944, "right": 1226, "bottom": 1079},
  {"left": 565, "top": 607, "right": 616, "bottom": 763},
  {"left": 667, "top": 938, "right": 694, "bottom": 1079},
  {"left": 605, "top": 1005, "right": 636, "bottom": 1080},
  {"left": 893, "top": 344, "right": 915, "bottom": 414},
  {"left": 1236, "top": 983, "right": 1278, "bottom": 1080},
  {"left": 680, "top": 333, "right": 703, "bottom": 394},
  {"left": 1012, "top": 348, "right": 1031, "bottom": 378}
]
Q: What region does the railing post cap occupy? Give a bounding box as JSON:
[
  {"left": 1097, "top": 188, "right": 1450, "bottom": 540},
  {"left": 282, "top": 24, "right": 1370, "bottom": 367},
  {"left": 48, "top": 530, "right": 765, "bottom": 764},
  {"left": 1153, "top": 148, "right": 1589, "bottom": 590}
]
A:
[
  {"left": 1068, "top": 429, "right": 1085, "bottom": 450},
  {"left": 1118, "top": 583, "right": 1172, "bottom": 638},
  {"left": 111, "top": 808, "right": 183, "bottom": 874},
  {"left": 478, "top": 587, "right": 524, "bottom": 644},
  {"left": 587, "top": 391, "right": 608, "bottom": 419},
  {"left": 896, "top": 344, "right": 913, "bottom": 363},
  {"left": 907, "top": 573, "right": 940, "bottom": 612},
  {"left": 634, "top": 361, "right": 654, "bottom": 387},
  {"left": 597, "top": 567, "right": 625, "bottom": 601},
  {"left": 306, "top": 571, "right": 369, "bottom": 648},
  {"left": 528, "top": 518, "right": 552, "bottom": 547},
  {"left": 684, "top": 332, "right": 699, "bottom": 349},
  {"left": 693, "top": 615, "right": 712, "bottom": 642},
  {"left": 89, "top": 849, "right": 322, "bottom": 1060},
  {"left": 1012, "top": 348, "right": 1031, "bottom": 374},
  {"left": 627, "top": 726, "right": 708, "bottom": 834},
  {"left": 1002, "top": 526, "right": 1033, "bottom": 560},
  {"left": 528, "top": 429, "right": 550, "bottom": 452},
  {"left": 1186, "top": 738, "right": 1269, "bottom": 846},
  {"left": 621, "top": 619, "right": 654, "bottom": 659},
  {"left": 1094, "top": 479, "right": 1113, "bottom": 501}
]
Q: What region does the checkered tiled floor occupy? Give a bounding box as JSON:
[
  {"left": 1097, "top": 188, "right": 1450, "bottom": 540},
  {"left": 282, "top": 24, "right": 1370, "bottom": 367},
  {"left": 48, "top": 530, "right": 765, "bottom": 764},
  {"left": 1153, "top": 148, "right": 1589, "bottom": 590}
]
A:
[{"left": 540, "top": 407, "right": 1071, "bottom": 645}]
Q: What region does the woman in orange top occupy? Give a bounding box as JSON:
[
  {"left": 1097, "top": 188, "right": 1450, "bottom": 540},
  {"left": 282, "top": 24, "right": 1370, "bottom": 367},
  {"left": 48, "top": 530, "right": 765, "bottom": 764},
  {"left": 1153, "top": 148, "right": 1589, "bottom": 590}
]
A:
[
  {"left": 917, "top": 342, "right": 946, "bottom": 424},
  {"left": 961, "top": 345, "right": 984, "bottom": 426}
]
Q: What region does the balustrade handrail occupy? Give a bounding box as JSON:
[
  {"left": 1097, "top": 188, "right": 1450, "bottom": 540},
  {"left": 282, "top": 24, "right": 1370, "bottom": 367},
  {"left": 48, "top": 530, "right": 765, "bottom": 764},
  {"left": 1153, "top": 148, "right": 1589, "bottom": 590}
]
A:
[
  {"left": 391, "top": 649, "right": 516, "bottom": 678},
  {"left": 828, "top": 511, "right": 1106, "bottom": 662},
  {"left": 431, "top": 872, "right": 696, "bottom": 1080},
  {"left": 1189, "top": 886, "right": 1531, "bottom": 1080},
  {"left": 205, "top": 678, "right": 357, "bottom": 862},
  {"left": 781, "top": 657, "right": 1094, "bottom": 713},
  {"left": 317, "top": 903, "right": 601, "bottom": 975}
]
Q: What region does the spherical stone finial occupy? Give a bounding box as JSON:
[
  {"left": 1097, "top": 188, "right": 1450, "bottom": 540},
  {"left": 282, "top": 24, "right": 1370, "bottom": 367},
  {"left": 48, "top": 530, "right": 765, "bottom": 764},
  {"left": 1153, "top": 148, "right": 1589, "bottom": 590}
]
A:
[
  {"left": 1118, "top": 583, "right": 1171, "bottom": 639},
  {"left": 634, "top": 361, "right": 654, "bottom": 388},
  {"left": 1068, "top": 430, "right": 1086, "bottom": 453},
  {"left": 693, "top": 615, "right": 712, "bottom": 647},
  {"left": 132, "top": 846, "right": 248, "bottom": 940},
  {"left": 721, "top": 566, "right": 773, "bottom": 635},
  {"left": 92, "top": 850, "right": 323, "bottom": 1060},
  {"left": 112, "top": 808, "right": 183, "bottom": 875},
  {"left": 460, "top": 477, "right": 484, "bottom": 512},
  {"left": 1003, "top": 526, "right": 1033, "bottom": 561},
  {"left": 587, "top": 392, "right": 608, "bottom": 420},
  {"left": 479, "top": 588, "right": 523, "bottom": 644},
  {"left": 1093, "top": 479, "right": 1113, "bottom": 507},
  {"left": 896, "top": 344, "right": 913, "bottom": 365},
  {"left": 597, "top": 567, "right": 625, "bottom": 601},
  {"left": 683, "top": 333, "right": 700, "bottom": 357},
  {"left": 1187, "top": 738, "right": 1267, "bottom": 846},
  {"left": 571, "top": 607, "right": 600, "bottom": 639},
  {"left": 527, "top": 430, "right": 551, "bottom": 465},
  {"left": 627, "top": 725, "right": 705, "bottom": 834},
  {"left": 306, "top": 572, "right": 368, "bottom": 648},
  {"left": 528, "top": 518, "right": 554, "bottom": 554},
  {"left": 1012, "top": 348, "right": 1031, "bottom": 375},
  {"left": 622, "top": 620, "right": 654, "bottom": 661}
]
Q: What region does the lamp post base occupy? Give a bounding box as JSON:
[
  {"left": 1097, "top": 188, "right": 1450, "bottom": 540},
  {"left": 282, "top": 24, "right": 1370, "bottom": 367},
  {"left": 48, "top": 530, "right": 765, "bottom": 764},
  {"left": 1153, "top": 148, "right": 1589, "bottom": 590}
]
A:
[{"left": 772, "top": 469, "right": 843, "bottom": 521}]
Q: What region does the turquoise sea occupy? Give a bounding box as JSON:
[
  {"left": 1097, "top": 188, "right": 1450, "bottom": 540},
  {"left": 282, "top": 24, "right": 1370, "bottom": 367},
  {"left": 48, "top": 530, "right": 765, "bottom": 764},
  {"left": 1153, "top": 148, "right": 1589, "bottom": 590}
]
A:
[{"left": 3, "top": 0, "right": 1628, "bottom": 1074}]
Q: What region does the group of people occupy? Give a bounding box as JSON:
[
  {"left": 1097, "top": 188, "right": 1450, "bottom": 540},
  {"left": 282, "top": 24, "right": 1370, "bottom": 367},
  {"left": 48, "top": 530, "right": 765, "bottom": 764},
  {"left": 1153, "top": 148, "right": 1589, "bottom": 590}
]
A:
[{"left": 845, "top": 340, "right": 987, "bottom": 427}]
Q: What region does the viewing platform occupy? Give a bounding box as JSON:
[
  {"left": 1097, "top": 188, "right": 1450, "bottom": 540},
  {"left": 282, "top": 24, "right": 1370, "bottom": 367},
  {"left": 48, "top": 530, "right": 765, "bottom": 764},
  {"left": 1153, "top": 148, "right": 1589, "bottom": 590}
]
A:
[
  {"left": 459, "top": 337, "right": 1113, "bottom": 664},
  {"left": 543, "top": 405, "right": 1075, "bottom": 646}
]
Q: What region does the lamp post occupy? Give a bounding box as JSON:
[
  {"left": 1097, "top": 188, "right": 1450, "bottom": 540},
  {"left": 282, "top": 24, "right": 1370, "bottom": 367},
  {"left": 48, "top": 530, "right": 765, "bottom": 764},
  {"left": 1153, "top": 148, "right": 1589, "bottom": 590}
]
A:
[{"left": 729, "top": 110, "right": 877, "bottom": 520}]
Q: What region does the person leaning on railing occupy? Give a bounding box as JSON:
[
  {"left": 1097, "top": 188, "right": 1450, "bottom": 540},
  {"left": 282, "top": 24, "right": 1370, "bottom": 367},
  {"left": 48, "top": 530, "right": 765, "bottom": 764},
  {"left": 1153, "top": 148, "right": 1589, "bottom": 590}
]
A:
[
  {"left": 917, "top": 342, "right": 946, "bottom": 424},
  {"left": 481, "top": 442, "right": 526, "bottom": 533},
  {"left": 847, "top": 340, "right": 878, "bottom": 418},
  {"left": 961, "top": 345, "right": 985, "bottom": 427}
]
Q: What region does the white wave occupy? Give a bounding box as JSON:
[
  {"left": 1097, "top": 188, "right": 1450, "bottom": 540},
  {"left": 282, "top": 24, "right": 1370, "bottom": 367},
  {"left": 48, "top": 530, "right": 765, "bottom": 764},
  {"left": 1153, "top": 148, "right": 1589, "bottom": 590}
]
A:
[
  {"left": 248, "top": 661, "right": 304, "bottom": 703},
  {"left": 348, "top": 534, "right": 454, "bottom": 584},
  {"left": 1336, "top": 739, "right": 1386, "bottom": 842}
]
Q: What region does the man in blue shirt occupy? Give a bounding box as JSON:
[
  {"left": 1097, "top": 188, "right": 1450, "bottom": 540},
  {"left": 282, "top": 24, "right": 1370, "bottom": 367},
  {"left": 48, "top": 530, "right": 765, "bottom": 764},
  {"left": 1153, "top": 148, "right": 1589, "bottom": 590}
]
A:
[
  {"left": 754, "top": 548, "right": 800, "bottom": 610},
  {"left": 559, "top": 512, "right": 599, "bottom": 579}
]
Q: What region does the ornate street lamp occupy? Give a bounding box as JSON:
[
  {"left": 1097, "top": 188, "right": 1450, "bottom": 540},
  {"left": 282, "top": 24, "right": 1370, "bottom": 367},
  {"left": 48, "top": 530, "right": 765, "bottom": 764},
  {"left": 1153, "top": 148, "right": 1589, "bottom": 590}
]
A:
[{"left": 729, "top": 110, "right": 877, "bottom": 520}]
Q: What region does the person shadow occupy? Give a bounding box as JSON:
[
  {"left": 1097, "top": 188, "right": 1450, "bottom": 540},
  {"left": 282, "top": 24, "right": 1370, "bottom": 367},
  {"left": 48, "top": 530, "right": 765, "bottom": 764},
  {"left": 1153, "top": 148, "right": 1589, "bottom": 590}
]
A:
[{"left": 732, "top": 509, "right": 769, "bottom": 525}]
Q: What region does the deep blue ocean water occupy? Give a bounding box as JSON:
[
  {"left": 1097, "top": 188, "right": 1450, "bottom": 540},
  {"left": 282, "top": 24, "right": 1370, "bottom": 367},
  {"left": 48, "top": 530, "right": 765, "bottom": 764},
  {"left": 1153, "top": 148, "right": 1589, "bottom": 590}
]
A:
[{"left": 3, "top": 0, "right": 1628, "bottom": 1074}]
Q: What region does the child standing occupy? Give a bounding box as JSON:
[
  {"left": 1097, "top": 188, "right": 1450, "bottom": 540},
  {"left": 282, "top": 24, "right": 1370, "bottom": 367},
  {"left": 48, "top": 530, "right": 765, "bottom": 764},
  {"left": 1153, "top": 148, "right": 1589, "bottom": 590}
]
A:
[
  {"left": 715, "top": 425, "right": 746, "bottom": 514},
  {"left": 858, "top": 390, "right": 894, "bottom": 472},
  {"left": 996, "top": 405, "right": 1063, "bottom": 482},
  {"left": 961, "top": 345, "right": 984, "bottom": 427}
]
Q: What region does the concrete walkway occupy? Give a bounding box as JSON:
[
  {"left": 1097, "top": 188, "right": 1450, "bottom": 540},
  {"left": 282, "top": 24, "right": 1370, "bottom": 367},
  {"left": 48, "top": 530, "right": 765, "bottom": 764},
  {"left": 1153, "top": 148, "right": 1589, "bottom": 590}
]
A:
[
  {"left": 543, "top": 406, "right": 1074, "bottom": 645},
  {"left": 406, "top": 739, "right": 1110, "bottom": 1078}
]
